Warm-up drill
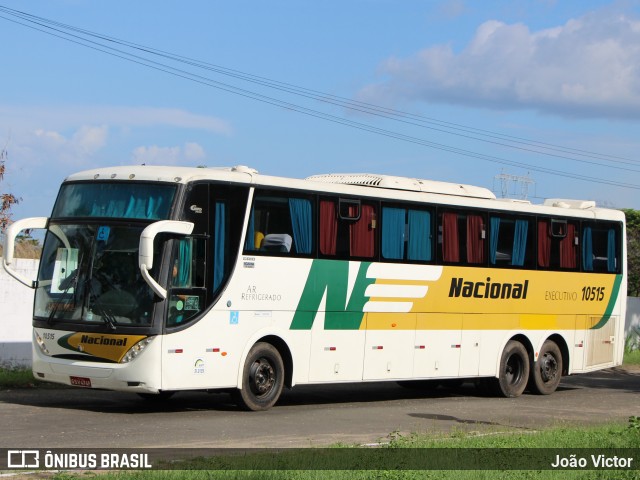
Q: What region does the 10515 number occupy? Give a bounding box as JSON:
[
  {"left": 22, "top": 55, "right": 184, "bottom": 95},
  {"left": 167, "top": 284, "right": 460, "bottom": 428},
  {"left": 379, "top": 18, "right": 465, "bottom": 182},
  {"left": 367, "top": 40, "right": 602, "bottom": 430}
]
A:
[{"left": 582, "top": 286, "right": 605, "bottom": 302}]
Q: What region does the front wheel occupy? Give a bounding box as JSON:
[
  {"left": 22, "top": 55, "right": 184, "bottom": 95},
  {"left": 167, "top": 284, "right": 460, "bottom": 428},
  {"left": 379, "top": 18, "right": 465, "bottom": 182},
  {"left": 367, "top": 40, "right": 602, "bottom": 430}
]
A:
[
  {"left": 528, "top": 340, "right": 562, "bottom": 395},
  {"left": 494, "top": 340, "right": 530, "bottom": 398},
  {"left": 233, "top": 342, "right": 284, "bottom": 411}
]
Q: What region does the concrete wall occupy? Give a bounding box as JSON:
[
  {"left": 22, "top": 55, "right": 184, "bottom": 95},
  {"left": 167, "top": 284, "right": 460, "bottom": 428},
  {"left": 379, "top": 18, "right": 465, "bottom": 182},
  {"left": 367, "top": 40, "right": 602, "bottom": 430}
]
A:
[
  {"left": 1, "top": 260, "right": 639, "bottom": 367},
  {"left": 0, "top": 259, "right": 38, "bottom": 367},
  {"left": 626, "top": 297, "right": 640, "bottom": 350}
]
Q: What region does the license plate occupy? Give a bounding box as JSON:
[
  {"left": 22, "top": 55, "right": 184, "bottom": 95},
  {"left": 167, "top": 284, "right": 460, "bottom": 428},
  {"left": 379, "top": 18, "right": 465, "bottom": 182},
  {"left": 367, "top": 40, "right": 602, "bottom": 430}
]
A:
[{"left": 70, "top": 376, "right": 92, "bottom": 387}]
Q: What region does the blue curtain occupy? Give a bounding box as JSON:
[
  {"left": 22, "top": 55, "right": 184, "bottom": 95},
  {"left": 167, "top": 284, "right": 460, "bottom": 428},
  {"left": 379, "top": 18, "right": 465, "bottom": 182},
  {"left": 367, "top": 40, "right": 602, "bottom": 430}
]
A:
[
  {"left": 91, "top": 194, "right": 164, "bottom": 219},
  {"left": 408, "top": 210, "right": 431, "bottom": 261},
  {"left": 582, "top": 226, "right": 593, "bottom": 271},
  {"left": 175, "top": 239, "right": 191, "bottom": 287},
  {"left": 244, "top": 208, "right": 255, "bottom": 250},
  {"left": 382, "top": 207, "right": 405, "bottom": 259},
  {"left": 214, "top": 202, "right": 225, "bottom": 290},
  {"left": 59, "top": 184, "right": 173, "bottom": 219},
  {"left": 512, "top": 220, "right": 529, "bottom": 266},
  {"left": 607, "top": 229, "right": 616, "bottom": 272},
  {"left": 289, "top": 198, "right": 313, "bottom": 254},
  {"left": 489, "top": 217, "right": 500, "bottom": 264}
]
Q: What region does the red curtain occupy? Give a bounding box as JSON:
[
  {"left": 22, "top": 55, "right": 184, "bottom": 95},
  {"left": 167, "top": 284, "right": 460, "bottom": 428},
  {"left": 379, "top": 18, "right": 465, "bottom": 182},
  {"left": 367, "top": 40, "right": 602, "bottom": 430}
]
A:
[
  {"left": 466, "top": 215, "right": 485, "bottom": 264},
  {"left": 350, "top": 204, "right": 375, "bottom": 257},
  {"left": 319, "top": 200, "right": 337, "bottom": 255},
  {"left": 560, "top": 223, "right": 576, "bottom": 269},
  {"left": 442, "top": 212, "right": 460, "bottom": 263},
  {"left": 537, "top": 220, "right": 551, "bottom": 267}
]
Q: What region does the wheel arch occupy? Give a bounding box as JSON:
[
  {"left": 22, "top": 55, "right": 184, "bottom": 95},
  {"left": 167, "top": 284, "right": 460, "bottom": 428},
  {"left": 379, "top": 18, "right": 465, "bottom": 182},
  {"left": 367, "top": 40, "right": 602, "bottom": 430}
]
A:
[
  {"left": 494, "top": 333, "right": 534, "bottom": 377},
  {"left": 256, "top": 335, "right": 294, "bottom": 389},
  {"left": 236, "top": 333, "right": 294, "bottom": 389},
  {"left": 544, "top": 333, "right": 570, "bottom": 376}
]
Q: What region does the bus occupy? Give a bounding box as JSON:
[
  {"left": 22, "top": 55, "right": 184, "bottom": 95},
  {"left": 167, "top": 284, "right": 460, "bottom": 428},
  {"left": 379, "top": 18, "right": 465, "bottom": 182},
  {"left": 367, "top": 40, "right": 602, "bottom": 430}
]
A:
[{"left": 2, "top": 165, "right": 626, "bottom": 410}]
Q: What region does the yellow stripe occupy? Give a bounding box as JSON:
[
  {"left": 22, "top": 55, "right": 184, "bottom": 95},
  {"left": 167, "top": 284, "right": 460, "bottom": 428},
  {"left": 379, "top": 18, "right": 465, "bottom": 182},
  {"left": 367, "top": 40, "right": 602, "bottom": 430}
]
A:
[{"left": 362, "top": 313, "right": 610, "bottom": 331}]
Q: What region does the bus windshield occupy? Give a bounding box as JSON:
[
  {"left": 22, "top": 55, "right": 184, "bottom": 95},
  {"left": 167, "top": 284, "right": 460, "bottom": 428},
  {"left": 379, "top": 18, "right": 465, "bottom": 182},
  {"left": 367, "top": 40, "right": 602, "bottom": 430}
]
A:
[
  {"left": 52, "top": 182, "right": 176, "bottom": 219},
  {"left": 33, "top": 181, "right": 178, "bottom": 327},
  {"left": 34, "top": 223, "right": 158, "bottom": 327}
]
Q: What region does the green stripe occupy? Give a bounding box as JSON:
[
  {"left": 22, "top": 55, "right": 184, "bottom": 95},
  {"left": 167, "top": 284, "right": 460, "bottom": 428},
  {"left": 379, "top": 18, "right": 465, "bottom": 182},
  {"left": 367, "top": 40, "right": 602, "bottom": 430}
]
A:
[
  {"left": 57, "top": 332, "right": 76, "bottom": 351},
  {"left": 590, "top": 274, "right": 623, "bottom": 330},
  {"left": 290, "top": 260, "right": 374, "bottom": 330}
]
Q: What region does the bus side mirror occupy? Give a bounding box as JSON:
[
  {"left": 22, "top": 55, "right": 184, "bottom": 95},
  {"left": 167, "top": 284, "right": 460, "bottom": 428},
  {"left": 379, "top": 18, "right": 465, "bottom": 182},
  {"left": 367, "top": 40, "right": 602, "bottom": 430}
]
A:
[
  {"left": 2, "top": 217, "right": 48, "bottom": 288},
  {"left": 139, "top": 220, "right": 194, "bottom": 299}
]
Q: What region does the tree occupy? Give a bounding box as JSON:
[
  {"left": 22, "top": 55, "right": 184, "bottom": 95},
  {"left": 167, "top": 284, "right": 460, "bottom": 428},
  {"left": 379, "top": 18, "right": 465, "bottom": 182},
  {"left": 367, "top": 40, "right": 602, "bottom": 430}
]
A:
[
  {"left": 0, "top": 146, "right": 19, "bottom": 231},
  {"left": 622, "top": 209, "right": 640, "bottom": 297}
]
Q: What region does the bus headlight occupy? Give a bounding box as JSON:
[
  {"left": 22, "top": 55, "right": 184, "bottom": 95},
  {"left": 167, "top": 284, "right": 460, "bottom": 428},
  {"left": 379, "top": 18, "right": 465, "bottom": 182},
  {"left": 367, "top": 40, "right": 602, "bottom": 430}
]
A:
[
  {"left": 120, "top": 337, "right": 155, "bottom": 363},
  {"left": 34, "top": 332, "right": 50, "bottom": 356}
]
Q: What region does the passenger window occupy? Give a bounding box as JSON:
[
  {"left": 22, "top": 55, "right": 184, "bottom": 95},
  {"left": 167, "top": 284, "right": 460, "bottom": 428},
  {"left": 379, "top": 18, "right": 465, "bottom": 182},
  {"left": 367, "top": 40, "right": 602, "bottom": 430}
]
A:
[
  {"left": 244, "top": 192, "right": 314, "bottom": 256},
  {"left": 319, "top": 198, "right": 377, "bottom": 259},
  {"left": 440, "top": 211, "right": 486, "bottom": 265},
  {"left": 489, "top": 216, "right": 532, "bottom": 268},
  {"left": 381, "top": 206, "right": 433, "bottom": 262},
  {"left": 538, "top": 219, "right": 579, "bottom": 270},
  {"left": 582, "top": 222, "right": 619, "bottom": 273}
]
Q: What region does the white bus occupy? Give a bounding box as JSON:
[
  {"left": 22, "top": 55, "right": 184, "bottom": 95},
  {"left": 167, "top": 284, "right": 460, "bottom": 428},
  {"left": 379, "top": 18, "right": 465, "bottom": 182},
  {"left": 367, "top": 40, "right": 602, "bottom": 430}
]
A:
[{"left": 3, "top": 165, "right": 626, "bottom": 410}]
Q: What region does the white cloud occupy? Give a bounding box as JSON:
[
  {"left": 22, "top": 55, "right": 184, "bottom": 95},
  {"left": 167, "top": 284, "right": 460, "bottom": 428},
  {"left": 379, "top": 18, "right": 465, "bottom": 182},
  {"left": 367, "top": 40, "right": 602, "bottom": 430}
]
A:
[
  {"left": 0, "top": 105, "right": 232, "bottom": 135},
  {"left": 131, "top": 142, "right": 207, "bottom": 165},
  {"left": 32, "top": 125, "right": 108, "bottom": 165},
  {"left": 359, "top": 9, "right": 640, "bottom": 119}
]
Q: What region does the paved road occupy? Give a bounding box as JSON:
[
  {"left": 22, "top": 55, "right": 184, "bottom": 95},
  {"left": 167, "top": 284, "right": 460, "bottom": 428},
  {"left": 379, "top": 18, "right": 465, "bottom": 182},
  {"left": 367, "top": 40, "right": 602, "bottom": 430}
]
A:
[{"left": 1, "top": 368, "right": 638, "bottom": 449}]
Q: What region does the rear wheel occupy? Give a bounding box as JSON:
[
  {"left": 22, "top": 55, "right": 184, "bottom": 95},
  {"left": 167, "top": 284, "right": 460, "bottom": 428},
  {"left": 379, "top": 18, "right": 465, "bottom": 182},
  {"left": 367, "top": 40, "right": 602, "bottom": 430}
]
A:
[
  {"left": 529, "top": 340, "right": 562, "bottom": 395},
  {"left": 494, "top": 340, "right": 529, "bottom": 398},
  {"left": 233, "top": 342, "right": 284, "bottom": 411}
]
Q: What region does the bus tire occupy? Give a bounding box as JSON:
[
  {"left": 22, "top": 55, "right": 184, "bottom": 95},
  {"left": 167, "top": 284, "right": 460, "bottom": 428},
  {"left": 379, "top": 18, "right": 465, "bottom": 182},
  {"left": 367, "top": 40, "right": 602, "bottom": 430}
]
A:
[
  {"left": 529, "top": 340, "right": 562, "bottom": 395},
  {"left": 494, "top": 340, "right": 529, "bottom": 398},
  {"left": 234, "top": 342, "right": 284, "bottom": 411}
]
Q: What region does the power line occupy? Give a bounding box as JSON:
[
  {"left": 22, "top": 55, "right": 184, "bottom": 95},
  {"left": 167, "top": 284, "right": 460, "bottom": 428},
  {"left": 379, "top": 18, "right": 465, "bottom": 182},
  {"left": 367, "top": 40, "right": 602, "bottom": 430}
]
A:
[
  {"left": 4, "top": 5, "right": 638, "bottom": 170},
  {"left": 1, "top": 5, "right": 639, "bottom": 189}
]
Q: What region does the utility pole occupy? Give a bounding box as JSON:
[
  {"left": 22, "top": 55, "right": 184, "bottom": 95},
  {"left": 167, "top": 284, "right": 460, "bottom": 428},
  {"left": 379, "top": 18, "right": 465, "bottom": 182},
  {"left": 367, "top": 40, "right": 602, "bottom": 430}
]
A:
[{"left": 493, "top": 171, "right": 535, "bottom": 200}]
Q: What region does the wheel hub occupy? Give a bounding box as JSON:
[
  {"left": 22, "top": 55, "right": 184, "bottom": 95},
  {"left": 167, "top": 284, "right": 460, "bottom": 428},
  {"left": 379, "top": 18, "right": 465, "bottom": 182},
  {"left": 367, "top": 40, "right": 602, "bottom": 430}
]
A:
[
  {"left": 540, "top": 353, "right": 559, "bottom": 383},
  {"left": 505, "top": 354, "right": 523, "bottom": 385},
  {"left": 250, "top": 358, "right": 275, "bottom": 396}
]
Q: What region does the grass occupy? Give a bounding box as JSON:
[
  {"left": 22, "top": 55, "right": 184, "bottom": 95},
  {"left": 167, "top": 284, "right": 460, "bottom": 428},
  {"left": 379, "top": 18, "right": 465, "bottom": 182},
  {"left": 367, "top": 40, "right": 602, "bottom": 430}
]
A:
[
  {"left": 623, "top": 348, "right": 640, "bottom": 366},
  {"left": 0, "top": 366, "right": 63, "bottom": 389},
  {"left": 42, "top": 422, "right": 640, "bottom": 480},
  {"left": 0, "top": 366, "right": 40, "bottom": 389}
]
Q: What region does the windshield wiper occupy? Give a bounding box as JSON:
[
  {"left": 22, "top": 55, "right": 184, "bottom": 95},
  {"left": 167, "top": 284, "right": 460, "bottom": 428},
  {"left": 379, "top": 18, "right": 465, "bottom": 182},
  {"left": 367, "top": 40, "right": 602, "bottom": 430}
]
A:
[{"left": 99, "top": 307, "right": 118, "bottom": 332}]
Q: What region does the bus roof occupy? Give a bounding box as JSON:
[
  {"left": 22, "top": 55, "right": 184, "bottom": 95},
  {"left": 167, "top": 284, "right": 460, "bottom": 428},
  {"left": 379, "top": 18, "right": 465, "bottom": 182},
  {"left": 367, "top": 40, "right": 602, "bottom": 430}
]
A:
[
  {"left": 63, "top": 165, "right": 624, "bottom": 221},
  {"left": 305, "top": 173, "right": 496, "bottom": 199}
]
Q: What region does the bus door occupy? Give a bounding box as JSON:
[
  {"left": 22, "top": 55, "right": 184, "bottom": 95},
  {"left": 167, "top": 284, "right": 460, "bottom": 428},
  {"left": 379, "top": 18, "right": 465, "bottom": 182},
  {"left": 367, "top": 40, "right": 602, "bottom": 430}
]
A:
[
  {"left": 584, "top": 315, "right": 618, "bottom": 368},
  {"left": 161, "top": 183, "right": 210, "bottom": 389}
]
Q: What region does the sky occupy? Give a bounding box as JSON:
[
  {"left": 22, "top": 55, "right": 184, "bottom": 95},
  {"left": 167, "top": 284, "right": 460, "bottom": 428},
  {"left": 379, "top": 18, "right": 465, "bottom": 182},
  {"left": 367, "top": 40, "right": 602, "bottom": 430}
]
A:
[{"left": 1, "top": 0, "right": 640, "bottom": 221}]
